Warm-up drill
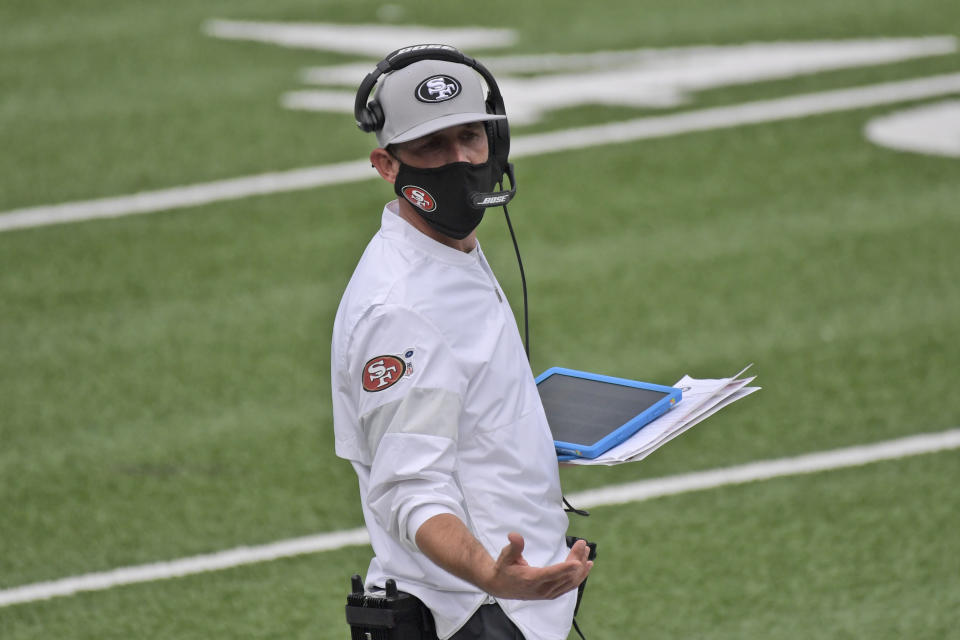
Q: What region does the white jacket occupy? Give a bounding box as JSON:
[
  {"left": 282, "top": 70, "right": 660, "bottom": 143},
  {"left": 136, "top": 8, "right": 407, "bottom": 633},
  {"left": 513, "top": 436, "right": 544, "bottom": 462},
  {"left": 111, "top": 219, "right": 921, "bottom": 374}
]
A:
[{"left": 331, "top": 202, "right": 577, "bottom": 639}]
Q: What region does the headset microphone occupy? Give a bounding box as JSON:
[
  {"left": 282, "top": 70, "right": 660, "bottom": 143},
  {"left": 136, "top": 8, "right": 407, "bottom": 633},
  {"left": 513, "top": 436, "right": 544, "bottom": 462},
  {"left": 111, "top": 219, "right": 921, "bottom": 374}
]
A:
[{"left": 470, "top": 162, "right": 517, "bottom": 209}]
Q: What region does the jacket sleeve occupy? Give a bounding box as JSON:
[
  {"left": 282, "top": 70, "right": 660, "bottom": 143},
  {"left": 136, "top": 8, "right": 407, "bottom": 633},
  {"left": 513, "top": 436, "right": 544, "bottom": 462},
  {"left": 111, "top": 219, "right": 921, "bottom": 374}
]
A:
[{"left": 347, "top": 304, "right": 471, "bottom": 552}]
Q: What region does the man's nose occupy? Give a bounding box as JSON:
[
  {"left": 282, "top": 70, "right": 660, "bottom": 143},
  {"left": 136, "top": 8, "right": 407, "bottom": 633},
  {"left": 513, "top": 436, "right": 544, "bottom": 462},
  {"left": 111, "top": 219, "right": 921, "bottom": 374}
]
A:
[{"left": 450, "top": 142, "right": 472, "bottom": 163}]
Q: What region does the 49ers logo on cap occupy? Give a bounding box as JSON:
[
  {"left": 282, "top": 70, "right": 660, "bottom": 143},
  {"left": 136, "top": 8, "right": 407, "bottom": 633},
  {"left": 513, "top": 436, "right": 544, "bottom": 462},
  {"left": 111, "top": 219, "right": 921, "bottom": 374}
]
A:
[
  {"left": 416, "top": 75, "right": 461, "bottom": 103},
  {"left": 402, "top": 185, "right": 437, "bottom": 212},
  {"left": 362, "top": 355, "right": 407, "bottom": 392}
]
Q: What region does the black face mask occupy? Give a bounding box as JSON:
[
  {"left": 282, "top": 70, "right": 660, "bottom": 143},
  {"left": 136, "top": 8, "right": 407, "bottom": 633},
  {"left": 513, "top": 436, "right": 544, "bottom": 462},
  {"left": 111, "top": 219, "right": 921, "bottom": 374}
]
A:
[{"left": 394, "top": 159, "right": 513, "bottom": 240}]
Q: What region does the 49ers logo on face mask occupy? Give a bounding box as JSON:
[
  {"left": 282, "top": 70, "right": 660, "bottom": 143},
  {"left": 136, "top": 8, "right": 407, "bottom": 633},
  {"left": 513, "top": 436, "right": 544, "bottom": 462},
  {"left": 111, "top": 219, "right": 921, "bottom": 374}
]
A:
[
  {"left": 401, "top": 185, "right": 437, "bottom": 212},
  {"left": 362, "top": 355, "right": 407, "bottom": 392}
]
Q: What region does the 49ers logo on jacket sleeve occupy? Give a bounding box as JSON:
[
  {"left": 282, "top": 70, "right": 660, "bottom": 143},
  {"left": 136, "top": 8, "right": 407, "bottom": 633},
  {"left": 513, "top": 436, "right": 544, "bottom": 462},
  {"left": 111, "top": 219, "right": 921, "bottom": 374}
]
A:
[
  {"left": 362, "top": 355, "right": 407, "bottom": 392},
  {"left": 401, "top": 186, "right": 436, "bottom": 212}
]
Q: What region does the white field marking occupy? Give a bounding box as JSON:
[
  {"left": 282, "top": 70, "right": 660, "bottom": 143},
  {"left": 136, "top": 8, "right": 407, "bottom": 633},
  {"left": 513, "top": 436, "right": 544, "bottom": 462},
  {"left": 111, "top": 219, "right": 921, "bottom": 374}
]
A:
[
  {"left": 3, "top": 73, "right": 960, "bottom": 234},
  {"left": 1, "top": 428, "right": 958, "bottom": 608},
  {"left": 293, "top": 37, "right": 958, "bottom": 124},
  {"left": 0, "top": 160, "right": 371, "bottom": 233},
  {"left": 203, "top": 20, "right": 516, "bottom": 56},
  {"left": 300, "top": 37, "right": 958, "bottom": 85},
  {"left": 0, "top": 527, "right": 370, "bottom": 608},
  {"left": 569, "top": 428, "right": 960, "bottom": 508},
  {"left": 864, "top": 99, "right": 960, "bottom": 157},
  {"left": 509, "top": 72, "right": 960, "bottom": 157}
]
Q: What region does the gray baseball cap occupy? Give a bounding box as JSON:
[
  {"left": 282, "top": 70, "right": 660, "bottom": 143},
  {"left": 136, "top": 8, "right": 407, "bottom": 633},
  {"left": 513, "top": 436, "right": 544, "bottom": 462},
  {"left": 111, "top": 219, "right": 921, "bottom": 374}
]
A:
[{"left": 373, "top": 59, "right": 506, "bottom": 147}]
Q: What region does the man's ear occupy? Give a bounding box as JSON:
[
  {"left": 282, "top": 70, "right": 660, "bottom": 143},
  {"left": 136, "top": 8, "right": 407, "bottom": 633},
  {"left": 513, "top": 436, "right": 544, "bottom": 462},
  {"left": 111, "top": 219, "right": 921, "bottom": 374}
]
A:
[{"left": 370, "top": 148, "right": 400, "bottom": 184}]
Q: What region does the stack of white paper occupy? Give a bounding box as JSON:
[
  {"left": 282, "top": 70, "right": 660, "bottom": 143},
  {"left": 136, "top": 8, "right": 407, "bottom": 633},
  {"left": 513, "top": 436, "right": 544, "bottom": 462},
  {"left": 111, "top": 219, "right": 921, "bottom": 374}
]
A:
[{"left": 564, "top": 364, "right": 760, "bottom": 466}]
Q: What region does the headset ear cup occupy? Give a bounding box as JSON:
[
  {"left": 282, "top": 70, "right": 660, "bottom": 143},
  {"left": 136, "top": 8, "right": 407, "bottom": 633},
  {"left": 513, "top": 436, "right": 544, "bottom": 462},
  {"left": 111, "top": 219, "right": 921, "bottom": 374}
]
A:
[
  {"left": 367, "top": 100, "right": 385, "bottom": 132},
  {"left": 490, "top": 119, "right": 511, "bottom": 172},
  {"left": 484, "top": 90, "right": 510, "bottom": 169},
  {"left": 357, "top": 109, "right": 374, "bottom": 133},
  {"left": 358, "top": 100, "right": 384, "bottom": 132}
]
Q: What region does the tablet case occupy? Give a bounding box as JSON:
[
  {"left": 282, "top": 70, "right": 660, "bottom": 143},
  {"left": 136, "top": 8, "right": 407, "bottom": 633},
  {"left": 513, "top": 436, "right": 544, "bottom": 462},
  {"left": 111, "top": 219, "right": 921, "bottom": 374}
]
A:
[{"left": 535, "top": 367, "right": 682, "bottom": 460}]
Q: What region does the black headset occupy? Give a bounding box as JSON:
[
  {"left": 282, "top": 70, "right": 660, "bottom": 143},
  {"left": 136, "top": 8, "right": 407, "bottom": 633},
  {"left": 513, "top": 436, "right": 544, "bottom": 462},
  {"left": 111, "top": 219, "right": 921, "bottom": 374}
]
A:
[
  {"left": 353, "top": 44, "right": 511, "bottom": 170},
  {"left": 356, "top": 46, "right": 530, "bottom": 369}
]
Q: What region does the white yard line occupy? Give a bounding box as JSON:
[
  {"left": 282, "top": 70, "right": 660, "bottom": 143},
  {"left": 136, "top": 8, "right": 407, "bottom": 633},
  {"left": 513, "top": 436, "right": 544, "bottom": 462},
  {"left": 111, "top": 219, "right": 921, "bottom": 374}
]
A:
[
  {"left": 2, "top": 73, "right": 960, "bottom": 233},
  {"left": 0, "top": 528, "right": 370, "bottom": 609},
  {"left": 1, "top": 428, "right": 958, "bottom": 608},
  {"left": 510, "top": 72, "right": 960, "bottom": 156},
  {"left": 568, "top": 428, "right": 960, "bottom": 508},
  {"left": 0, "top": 160, "right": 372, "bottom": 233}
]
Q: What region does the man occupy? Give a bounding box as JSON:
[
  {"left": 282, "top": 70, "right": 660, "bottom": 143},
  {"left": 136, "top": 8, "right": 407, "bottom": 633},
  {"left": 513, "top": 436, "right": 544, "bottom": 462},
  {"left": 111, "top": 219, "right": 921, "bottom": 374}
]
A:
[{"left": 331, "top": 50, "right": 592, "bottom": 640}]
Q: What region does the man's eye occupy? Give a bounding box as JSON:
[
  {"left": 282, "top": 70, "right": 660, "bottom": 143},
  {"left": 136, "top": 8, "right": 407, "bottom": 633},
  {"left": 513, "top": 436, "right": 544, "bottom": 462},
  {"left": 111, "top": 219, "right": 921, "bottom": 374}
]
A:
[{"left": 410, "top": 141, "right": 438, "bottom": 154}]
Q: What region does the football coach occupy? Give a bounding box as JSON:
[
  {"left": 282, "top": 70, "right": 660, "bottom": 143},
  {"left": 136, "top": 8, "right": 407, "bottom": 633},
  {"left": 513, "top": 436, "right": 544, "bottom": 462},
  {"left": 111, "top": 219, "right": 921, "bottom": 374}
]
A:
[{"left": 331, "top": 45, "right": 593, "bottom": 640}]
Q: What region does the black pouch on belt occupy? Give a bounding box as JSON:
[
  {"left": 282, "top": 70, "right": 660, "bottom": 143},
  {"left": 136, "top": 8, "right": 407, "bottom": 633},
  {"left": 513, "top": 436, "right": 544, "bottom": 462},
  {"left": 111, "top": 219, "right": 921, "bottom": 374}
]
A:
[{"left": 345, "top": 575, "right": 437, "bottom": 640}]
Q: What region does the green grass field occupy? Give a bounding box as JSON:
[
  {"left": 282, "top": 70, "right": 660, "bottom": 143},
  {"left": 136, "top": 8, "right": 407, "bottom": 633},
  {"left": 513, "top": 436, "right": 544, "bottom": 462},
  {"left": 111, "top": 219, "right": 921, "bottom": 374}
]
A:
[{"left": 2, "top": 1, "right": 959, "bottom": 638}]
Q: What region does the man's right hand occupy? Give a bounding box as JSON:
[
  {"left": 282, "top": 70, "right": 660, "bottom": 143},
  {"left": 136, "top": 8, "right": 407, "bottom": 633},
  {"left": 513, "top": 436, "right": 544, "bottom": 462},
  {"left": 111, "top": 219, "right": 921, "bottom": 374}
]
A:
[
  {"left": 416, "top": 514, "right": 593, "bottom": 601},
  {"left": 483, "top": 532, "right": 593, "bottom": 600}
]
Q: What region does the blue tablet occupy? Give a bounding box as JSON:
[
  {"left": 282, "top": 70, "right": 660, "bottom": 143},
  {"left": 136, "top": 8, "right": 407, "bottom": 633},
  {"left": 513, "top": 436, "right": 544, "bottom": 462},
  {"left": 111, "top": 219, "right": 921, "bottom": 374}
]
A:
[{"left": 535, "top": 368, "right": 682, "bottom": 460}]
